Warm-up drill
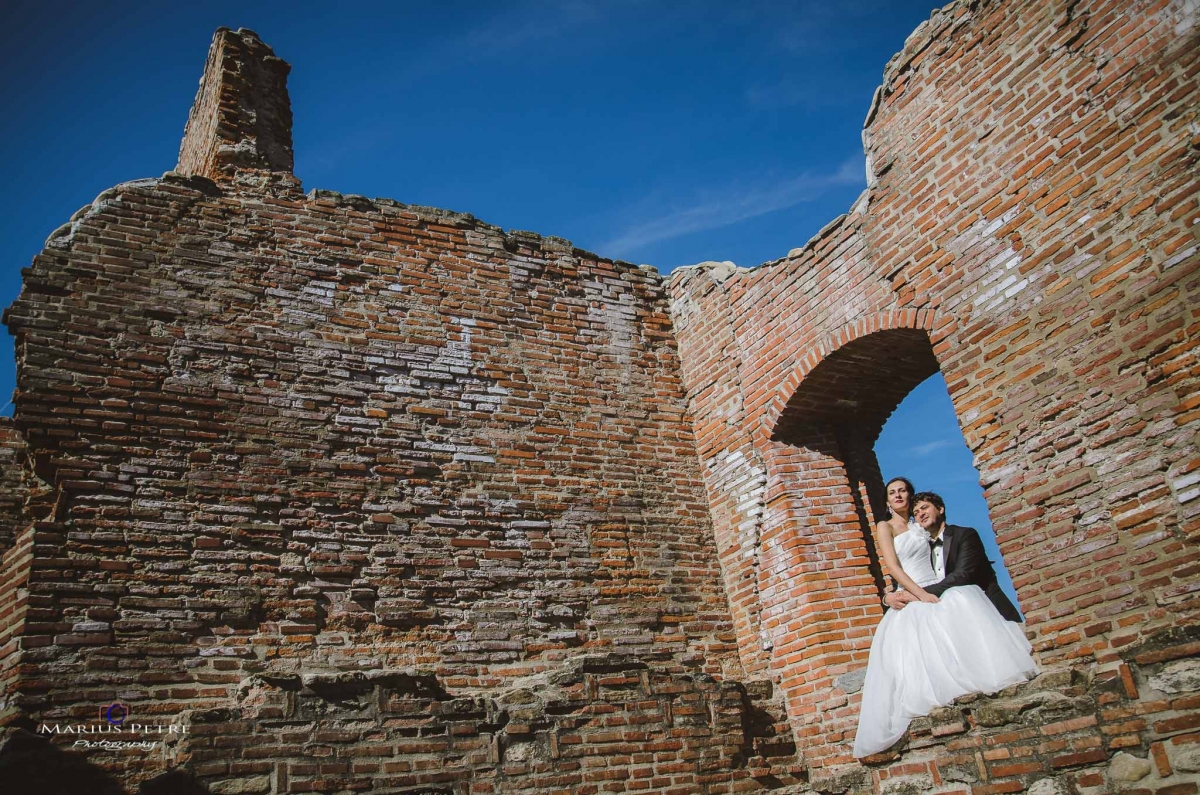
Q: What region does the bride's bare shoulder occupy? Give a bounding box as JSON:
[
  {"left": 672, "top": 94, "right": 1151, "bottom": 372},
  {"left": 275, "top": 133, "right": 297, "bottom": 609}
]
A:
[{"left": 876, "top": 516, "right": 906, "bottom": 538}]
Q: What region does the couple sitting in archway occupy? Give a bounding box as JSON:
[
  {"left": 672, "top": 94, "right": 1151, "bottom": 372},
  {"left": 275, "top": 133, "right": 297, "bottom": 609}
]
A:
[{"left": 852, "top": 477, "right": 1037, "bottom": 758}]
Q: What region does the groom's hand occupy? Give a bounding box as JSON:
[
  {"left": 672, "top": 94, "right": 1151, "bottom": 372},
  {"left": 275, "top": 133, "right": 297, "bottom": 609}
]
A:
[{"left": 884, "top": 591, "right": 917, "bottom": 610}]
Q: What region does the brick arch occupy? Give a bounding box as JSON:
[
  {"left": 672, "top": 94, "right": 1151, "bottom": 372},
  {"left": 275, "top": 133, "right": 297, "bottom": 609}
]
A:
[
  {"left": 760, "top": 308, "right": 939, "bottom": 442},
  {"left": 664, "top": 0, "right": 1199, "bottom": 778},
  {"left": 750, "top": 310, "right": 966, "bottom": 770}
]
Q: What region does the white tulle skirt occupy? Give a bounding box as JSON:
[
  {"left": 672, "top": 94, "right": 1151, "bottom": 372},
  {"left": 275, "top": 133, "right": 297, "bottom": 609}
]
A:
[{"left": 852, "top": 584, "right": 1037, "bottom": 758}]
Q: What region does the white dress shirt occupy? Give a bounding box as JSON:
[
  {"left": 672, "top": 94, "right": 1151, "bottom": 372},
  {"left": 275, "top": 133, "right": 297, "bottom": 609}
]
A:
[{"left": 930, "top": 532, "right": 945, "bottom": 580}]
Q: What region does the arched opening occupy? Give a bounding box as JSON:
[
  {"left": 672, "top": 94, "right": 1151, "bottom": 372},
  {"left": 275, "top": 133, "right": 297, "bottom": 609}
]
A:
[
  {"left": 770, "top": 327, "right": 941, "bottom": 600},
  {"left": 769, "top": 327, "right": 1018, "bottom": 607},
  {"left": 758, "top": 324, "right": 1022, "bottom": 766}
]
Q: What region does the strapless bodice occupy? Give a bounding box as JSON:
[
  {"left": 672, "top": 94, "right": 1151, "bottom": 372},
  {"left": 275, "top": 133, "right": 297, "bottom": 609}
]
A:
[{"left": 894, "top": 523, "right": 937, "bottom": 587}]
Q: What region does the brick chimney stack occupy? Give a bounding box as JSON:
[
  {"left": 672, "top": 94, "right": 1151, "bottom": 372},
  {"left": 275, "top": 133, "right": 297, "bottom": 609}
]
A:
[{"left": 177, "top": 27, "right": 297, "bottom": 188}]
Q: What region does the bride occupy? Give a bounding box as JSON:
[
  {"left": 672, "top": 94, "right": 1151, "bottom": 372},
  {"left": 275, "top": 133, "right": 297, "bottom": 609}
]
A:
[{"left": 852, "top": 478, "right": 1037, "bottom": 758}]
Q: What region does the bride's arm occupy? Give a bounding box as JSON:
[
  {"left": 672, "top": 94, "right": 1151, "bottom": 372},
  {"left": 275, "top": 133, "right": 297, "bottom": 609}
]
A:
[{"left": 876, "top": 521, "right": 937, "bottom": 602}]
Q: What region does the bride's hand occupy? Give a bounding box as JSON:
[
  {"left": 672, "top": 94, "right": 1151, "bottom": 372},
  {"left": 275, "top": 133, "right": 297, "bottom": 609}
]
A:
[{"left": 918, "top": 592, "right": 939, "bottom": 604}]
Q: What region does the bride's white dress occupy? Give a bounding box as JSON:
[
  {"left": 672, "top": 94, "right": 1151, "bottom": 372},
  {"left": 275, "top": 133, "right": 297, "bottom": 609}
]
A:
[{"left": 852, "top": 522, "right": 1037, "bottom": 758}]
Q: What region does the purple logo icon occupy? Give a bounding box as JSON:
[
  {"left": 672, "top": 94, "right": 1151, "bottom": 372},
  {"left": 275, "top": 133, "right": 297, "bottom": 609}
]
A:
[{"left": 101, "top": 702, "right": 129, "bottom": 726}]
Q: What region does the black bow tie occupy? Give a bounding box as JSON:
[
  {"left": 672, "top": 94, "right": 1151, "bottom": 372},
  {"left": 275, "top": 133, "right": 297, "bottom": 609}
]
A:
[{"left": 929, "top": 537, "right": 943, "bottom": 568}]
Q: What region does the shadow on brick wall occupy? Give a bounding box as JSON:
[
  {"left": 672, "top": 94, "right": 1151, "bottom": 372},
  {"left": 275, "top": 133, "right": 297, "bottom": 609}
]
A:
[
  {"left": 0, "top": 726, "right": 210, "bottom": 795},
  {"left": 0, "top": 727, "right": 127, "bottom": 795}
]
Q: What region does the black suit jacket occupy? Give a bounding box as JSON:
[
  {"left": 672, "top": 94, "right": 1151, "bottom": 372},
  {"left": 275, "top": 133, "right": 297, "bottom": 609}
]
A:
[{"left": 923, "top": 524, "right": 1022, "bottom": 623}]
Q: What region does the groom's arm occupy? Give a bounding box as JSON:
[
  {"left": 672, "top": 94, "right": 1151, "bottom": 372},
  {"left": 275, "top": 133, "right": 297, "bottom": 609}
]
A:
[{"left": 924, "top": 526, "right": 988, "bottom": 597}]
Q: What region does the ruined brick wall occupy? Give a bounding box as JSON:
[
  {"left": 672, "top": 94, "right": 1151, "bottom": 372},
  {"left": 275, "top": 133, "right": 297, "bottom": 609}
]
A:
[
  {"left": 668, "top": 0, "right": 1200, "bottom": 791},
  {"left": 0, "top": 28, "right": 802, "bottom": 794},
  {"left": 0, "top": 419, "right": 35, "bottom": 557},
  {"left": 0, "top": 419, "right": 40, "bottom": 727},
  {"left": 177, "top": 27, "right": 295, "bottom": 184}
]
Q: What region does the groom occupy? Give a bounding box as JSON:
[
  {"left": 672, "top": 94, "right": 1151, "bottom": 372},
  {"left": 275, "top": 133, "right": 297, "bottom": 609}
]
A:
[{"left": 884, "top": 491, "right": 1022, "bottom": 622}]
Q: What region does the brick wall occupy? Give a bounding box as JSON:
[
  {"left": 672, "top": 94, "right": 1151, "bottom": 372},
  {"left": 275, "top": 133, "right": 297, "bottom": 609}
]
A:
[
  {"left": 0, "top": 29, "right": 802, "bottom": 792},
  {"left": 0, "top": 419, "right": 39, "bottom": 727},
  {"left": 165, "top": 655, "right": 802, "bottom": 794},
  {"left": 668, "top": 0, "right": 1199, "bottom": 790},
  {"left": 177, "top": 28, "right": 296, "bottom": 186}
]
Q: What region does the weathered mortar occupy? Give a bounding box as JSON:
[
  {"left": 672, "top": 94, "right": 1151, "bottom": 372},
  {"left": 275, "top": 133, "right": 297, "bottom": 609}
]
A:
[{"left": 0, "top": 2, "right": 1197, "bottom": 794}]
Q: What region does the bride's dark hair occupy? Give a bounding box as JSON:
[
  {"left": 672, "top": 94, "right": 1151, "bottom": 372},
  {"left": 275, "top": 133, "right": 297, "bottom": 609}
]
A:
[{"left": 884, "top": 477, "right": 915, "bottom": 519}]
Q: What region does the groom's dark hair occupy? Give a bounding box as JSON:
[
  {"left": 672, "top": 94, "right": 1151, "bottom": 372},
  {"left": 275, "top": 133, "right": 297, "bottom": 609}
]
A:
[{"left": 912, "top": 491, "right": 945, "bottom": 516}]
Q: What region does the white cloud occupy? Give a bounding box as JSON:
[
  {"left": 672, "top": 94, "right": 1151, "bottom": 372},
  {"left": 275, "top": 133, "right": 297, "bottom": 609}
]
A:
[
  {"left": 452, "top": 1, "right": 603, "bottom": 59},
  {"left": 599, "top": 156, "right": 862, "bottom": 256},
  {"left": 912, "top": 439, "right": 954, "bottom": 457},
  {"left": 411, "top": 0, "right": 650, "bottom": 71}
]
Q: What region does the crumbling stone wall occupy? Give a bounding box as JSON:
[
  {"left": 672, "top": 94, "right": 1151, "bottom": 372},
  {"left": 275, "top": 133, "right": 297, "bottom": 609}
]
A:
[
  {"left": 668, "top": 0, "right": 1199, "bottom": 791},
  {"left": 0, "top": 420, "right": 37, "bottom": 557},
  {"left": 0, "top": 419, "right": 41, "bottom": 729},
  {"left": 1, "top": 1, "right": 1198, "bottom": 793},
  {"left": 0, "top": 27, "right": 801, "bottom": 793}
]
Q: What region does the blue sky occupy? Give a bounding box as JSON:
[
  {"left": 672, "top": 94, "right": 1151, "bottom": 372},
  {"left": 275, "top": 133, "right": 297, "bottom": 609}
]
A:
[
  {"left": 0, "top": 1, "right": 1015, "bottom": 601},
  {"left": 876, "top": 376, "right": 1020, "bottom": 606}
]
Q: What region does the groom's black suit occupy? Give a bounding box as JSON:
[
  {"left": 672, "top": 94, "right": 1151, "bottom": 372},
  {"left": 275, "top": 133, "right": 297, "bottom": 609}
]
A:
[{"left": 923, "top": 524, "right": 1022, "bottom": 623}]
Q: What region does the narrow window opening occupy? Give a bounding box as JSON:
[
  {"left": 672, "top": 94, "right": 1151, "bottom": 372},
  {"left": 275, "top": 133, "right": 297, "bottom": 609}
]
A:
[{"left": 875, "top": 373, "right": 1019, "bottom": 610}]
